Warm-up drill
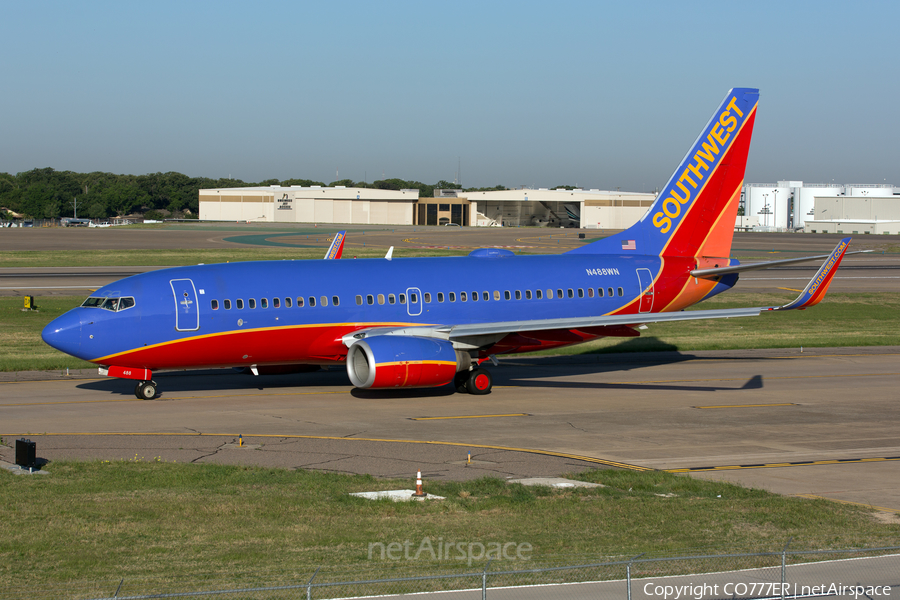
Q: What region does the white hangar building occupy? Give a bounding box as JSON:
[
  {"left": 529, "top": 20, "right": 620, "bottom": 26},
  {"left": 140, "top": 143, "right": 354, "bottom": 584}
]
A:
[
  {"left": 199, "top": 185, "right": 658, "bottom": 229},
  {"left": 742, "top": 181, "right": 899, "bottom": 234},
  {"left": 199, "top": 186, "right": 421, "bottom": 225}
]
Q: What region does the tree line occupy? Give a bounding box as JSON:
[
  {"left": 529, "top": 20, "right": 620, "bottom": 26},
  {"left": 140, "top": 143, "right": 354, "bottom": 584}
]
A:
[{"left": 0, "top": 168, "right": 509, "bottom": 220}]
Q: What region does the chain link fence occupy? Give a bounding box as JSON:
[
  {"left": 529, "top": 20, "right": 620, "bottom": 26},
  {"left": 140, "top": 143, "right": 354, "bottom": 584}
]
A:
[{"left": 5, "top": 544, "right": 898, "bottom": 600}]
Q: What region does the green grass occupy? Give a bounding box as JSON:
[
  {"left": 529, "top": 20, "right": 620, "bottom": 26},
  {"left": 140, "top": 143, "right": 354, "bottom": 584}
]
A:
[
  {"left": 0, "top": 461, "right": 896, "bottom": 595},
  {"left": 0, "top": 297, "right": 95, "bottom": 371},
  {"left": 528, "top": 292, "right": 900, "bottom": 356},
  {"left": 0, "top": 246, "right": 467, "bottom": 267}
]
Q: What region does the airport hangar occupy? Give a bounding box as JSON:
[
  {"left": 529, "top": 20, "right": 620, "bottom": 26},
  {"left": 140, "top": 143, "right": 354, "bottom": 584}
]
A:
[
  {"left": 742, "top": 181, "right": 900, "bottom": 234},
  {"left": 198, "top": 185, "right": 656, "bottom": 229},
  {"left": 199, "top": 181, "right": 900, "bottom": 233}
]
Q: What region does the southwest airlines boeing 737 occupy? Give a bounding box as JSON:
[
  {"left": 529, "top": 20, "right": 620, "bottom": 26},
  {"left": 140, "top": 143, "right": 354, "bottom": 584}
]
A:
[{"left": 42, "top": 88, "right": 853, "bottom": 399}]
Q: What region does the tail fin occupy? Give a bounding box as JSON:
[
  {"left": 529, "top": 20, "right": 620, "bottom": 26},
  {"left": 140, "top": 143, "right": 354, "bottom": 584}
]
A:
[{"left": 568, "top": 88, "right": 759, "bottom": 258}]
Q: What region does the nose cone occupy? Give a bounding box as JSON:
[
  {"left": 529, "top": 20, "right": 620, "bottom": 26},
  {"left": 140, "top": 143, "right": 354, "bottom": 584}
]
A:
[{"left": 42, "top": 309, "right": 84, "bottom": 359}]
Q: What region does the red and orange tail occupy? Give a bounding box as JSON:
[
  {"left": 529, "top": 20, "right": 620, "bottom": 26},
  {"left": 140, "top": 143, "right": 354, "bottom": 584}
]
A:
[{"left": 568, "top": 88, "right": 759, "bottom": 260}]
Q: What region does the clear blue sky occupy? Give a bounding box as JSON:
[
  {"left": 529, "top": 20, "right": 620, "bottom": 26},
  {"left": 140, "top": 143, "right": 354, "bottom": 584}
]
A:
[{"left": 2, "top": 1, "right": 897, "bottom": 191}]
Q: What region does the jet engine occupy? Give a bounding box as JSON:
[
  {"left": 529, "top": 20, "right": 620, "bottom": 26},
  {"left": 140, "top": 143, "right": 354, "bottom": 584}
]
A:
[{"left": 346, "top": 335, "right": 471, "bottom": 389}]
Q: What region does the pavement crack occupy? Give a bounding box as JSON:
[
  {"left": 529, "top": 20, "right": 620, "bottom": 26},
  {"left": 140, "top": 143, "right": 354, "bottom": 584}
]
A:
[
  {"left": 568, "top": 422, "right": 590, "bottom": 433},
  {"left": 190, "top": 441, "right": 227, "bottom": 463}
]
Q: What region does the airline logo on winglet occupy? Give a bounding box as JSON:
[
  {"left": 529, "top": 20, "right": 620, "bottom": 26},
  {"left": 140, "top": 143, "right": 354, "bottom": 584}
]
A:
[{"left": 651, "top": 95, "right": 747, "bottom": 235}]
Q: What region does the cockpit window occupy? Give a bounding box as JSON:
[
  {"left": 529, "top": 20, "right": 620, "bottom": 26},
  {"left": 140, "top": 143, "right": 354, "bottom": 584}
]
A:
[{"left": 81, "top": 296, "right": 135, "bottom": 312}]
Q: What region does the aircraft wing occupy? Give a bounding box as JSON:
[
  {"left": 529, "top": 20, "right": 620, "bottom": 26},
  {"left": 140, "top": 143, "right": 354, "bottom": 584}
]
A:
[
  {"left": 324, "top": 231, "right": 346, "bottom": 259},
  {"left": 343, "top": 238, "right": 851, "bottom": 348}
]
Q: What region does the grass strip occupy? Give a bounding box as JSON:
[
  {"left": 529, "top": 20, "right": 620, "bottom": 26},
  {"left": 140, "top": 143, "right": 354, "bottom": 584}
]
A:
[
  {"left": 0, "top": 461, "right": 897, "bottom": 595},
  {"left": 528, "top": 292, "right": 900, "bottom": 355}
]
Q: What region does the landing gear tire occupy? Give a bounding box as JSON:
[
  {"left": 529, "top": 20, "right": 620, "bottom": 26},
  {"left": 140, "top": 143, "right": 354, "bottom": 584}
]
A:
[
  {"left": 135, "top": 380, "right": 158, "bottom": 400},
  {"left": 465, "top": 368, "right": 492, "bottom": 395},
  {"left": 454, "top": 371, "right": 470, "bottom": 394}
]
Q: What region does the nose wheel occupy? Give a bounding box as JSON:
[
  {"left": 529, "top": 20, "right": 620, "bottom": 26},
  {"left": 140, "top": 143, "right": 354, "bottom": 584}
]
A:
[{"left": 134, "top": 380, "right": 158, "bottom": 400}]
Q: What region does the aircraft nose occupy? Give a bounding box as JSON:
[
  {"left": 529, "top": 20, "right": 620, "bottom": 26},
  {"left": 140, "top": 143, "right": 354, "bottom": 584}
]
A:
[{"left": 42, "top": 309, "right": 84, "bottom": 358}]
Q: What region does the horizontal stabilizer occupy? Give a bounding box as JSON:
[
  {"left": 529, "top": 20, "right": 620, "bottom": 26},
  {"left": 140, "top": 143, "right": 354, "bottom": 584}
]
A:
[{"left": 692, "top": 245, "right": 869, "bottom": 278}]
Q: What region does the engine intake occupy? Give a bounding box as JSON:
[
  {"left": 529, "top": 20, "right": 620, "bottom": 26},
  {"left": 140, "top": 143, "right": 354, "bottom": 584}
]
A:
[{"left": 347, "top": 335, "right": 470, "bottom": 389}]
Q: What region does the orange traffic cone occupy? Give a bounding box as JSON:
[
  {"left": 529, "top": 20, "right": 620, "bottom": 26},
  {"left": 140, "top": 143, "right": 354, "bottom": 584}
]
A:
[{"left": 412, "top": 470, "right": 427, "bottom": 497}]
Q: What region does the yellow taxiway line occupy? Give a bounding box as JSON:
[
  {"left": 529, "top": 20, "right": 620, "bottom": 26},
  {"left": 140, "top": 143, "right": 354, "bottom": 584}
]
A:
[
  {"left": 666, "top": 455, "right": 900, "bottom": 473},
  {"left": 410, "top": 413, "right": 530, "bottom": 421}
]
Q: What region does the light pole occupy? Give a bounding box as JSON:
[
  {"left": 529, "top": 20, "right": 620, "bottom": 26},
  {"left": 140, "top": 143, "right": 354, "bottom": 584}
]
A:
[
  {"left": 762, "top": 193, "right": 769, "bottom": 227},
  {"left": 772, "top": 189, "right": 779, "bottom": 230}
]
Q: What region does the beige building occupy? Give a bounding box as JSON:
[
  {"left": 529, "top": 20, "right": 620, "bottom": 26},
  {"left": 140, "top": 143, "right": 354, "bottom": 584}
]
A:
[
  {"left": 199, "top": 185, "right": 658, "bottom": 228},
  {"left": 805, "top": 196, "right": 900, "bottom": 235},
  {"left": 199, "top": 186, "right": 420, "bottom": 225}
]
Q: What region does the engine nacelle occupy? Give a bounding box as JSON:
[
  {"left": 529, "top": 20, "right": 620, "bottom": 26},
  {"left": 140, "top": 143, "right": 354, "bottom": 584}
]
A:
[{"left": 346, "top": 335, "right": 470, "bottom": 389}]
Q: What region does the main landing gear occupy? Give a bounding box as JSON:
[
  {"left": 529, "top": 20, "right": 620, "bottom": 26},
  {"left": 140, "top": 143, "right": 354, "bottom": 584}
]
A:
[
  {"left": 134, "top": 380, "right": 158, "bottom": 400},
  {"left": 454, "top": 367, "right": 492, "bottom": 395}
]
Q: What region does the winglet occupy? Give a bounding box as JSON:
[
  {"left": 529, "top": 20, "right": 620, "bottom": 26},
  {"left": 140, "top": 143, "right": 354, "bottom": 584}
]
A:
[
  {"left": 385, "top": 246, "right": 394, "bottom": 261},
  {"left": 324, "top": 231, "right": 346, "bottom": 259},
  {"left": 771, "top": 238, "right": 850, "bottom": 311}
]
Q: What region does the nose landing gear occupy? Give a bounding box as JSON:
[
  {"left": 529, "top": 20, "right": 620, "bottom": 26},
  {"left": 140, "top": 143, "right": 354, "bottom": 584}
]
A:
[{"left": 134, "top": 380, "right": 158, "bottom": 400}]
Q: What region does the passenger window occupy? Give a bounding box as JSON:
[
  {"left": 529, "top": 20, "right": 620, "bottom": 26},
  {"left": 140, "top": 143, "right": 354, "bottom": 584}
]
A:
[
  {"left": 607, "top": 287, "right": 614, "bottom": 297},
  {"left": 424, "top": 293, "right": 431, "bottom": 303},
  {"left": 377, "top": 294, "right": 385, "bottom": 305},
  {"left": 483, "top": 291, "right": 489, "bottom": 301},
  {"left": 249, "top": 298, "right": 256, "bottom": 309},
  {"left": 471, "top": 291, "right": 478, "bottom": 302},
  {"left": 449, "top": 292, "right": 456, "bottom": 302},
  {"left": 399, "top": 294, "right": 406, "bottom": 304},
  {"left": 536, "top": 290, "right": 542, "bottom": 299},
  {"left": 285, "top": 297, "right": 292, "bottom": 308},
  {"left": 410, "top": 293, "right": 418, "bottom": 303},
  {"left": 525, "top": 290, "right": 532, "bottom": 300},
  {"left": 503, "top": 290, "right": 510, "bottom": 300},
  {"left": 261, "top": 298, "right": 268, "bottom": 308},
  {"left": 273, "top": 298, "right": 280, "bottom": 308},
  {"left": 577, "top": 288, "right": 584, "bottom": 298},
  {"left": 367, "top": 295, "right": 374, "bottom": 305},
  {"left": 597, "top": 288, "right": 604, "bottom": 297},
  {"left": 514, "top": 290, "right": 521, "bottom": 300},
  {"left": 211, "top": 300, "right": 219, "bottom": 310},
  {"left": 567, "top": 289, "right": 574, "bottom": 298},
  {"left": 587, "top": 288, "right": 594, "bottom": 298},
  {"left": 332, "top": 296, "right": 339, "bottom": 306},
  {"left": 389, "top": 294, "right": 396, "bottom": 304},
  {"left": 461, "top": 292, "right": 467, "bottom": 302},
  {"left": 437, "top": 292, "right": 444, "bottom": 303},
  {"left": 309, "top": 297, "right": 316, "bottom": 307},
  {"left": 236, "top": 299, "right": 244, "bottom": 309},
  {"left": 356, "top": 295, "right": 363, "bottom": 305},
  {"left": 557, "top": 289, "right": 564, "bottom": 299},
  {"left": 617, "top": 287, "right": 624, "bottom": 296},
  {"left": 547, "top": 289, "right": 553, "bottom": 299},
  {"left": 494, "top": 291, "right": 501, "bottom": 301},
  {"left": 224, "top": 299, "right": 232, "bottom": 310},
  {"left": 297, "top": 297, "right": 304, "bottom": 307},
  {"left": 320, "top": 296, "right": 328, "bottom": 307}
]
